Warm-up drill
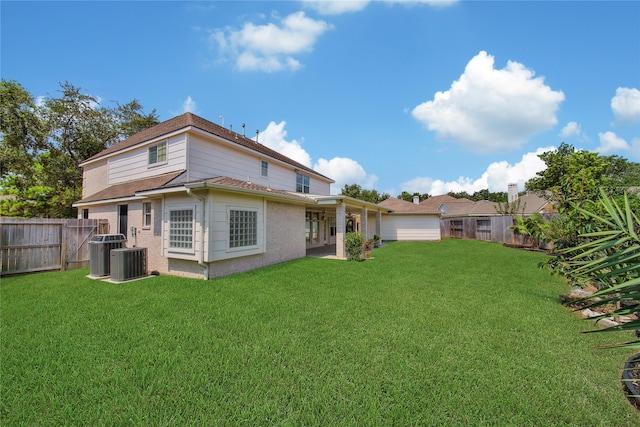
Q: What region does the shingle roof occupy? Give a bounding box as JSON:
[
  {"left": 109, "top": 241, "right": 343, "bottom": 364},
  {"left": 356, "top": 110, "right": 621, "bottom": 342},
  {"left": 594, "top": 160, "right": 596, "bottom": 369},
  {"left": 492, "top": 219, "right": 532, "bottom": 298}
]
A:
[
  {"left": 378, "top": 197, "right": 440, "bottom": 214},
  {"left": 75, "top": 172, "right": 313, "bottom": 206},
  {"left": 182, "top": 176, "right": 312, "bottom": 202},
  {"left": 420, "top": 194, "right": 472, "bottom": 209},
  {"left": 82, "top": 112, "right": 331, "bottom": 181},
  {"left": 517, "top": 193, "right": 557, "bottom": 214},
  {"left": 75, "top": 170, "right": 186, "bottom": 204}
]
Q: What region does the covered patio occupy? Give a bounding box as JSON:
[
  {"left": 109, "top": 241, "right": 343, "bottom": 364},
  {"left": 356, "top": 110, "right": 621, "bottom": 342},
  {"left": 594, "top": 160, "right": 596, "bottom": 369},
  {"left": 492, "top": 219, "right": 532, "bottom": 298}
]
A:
[{"left": 303, "top": 195, "right": 390, "bottom": 259}]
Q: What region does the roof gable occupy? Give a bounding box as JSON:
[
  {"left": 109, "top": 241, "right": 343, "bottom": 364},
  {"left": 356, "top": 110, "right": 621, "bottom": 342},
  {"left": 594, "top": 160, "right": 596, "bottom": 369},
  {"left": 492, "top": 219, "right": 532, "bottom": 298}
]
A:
[{"left": 82, "top": 112, "right": 331, "bottom": 181}]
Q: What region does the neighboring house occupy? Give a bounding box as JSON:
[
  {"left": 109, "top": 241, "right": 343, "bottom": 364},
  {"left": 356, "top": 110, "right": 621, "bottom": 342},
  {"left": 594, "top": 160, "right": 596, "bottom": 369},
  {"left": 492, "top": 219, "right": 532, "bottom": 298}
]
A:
[
  {"left": 513, "top": 193, "right": 557, "bottom": 215},
  {"left": 74, "top": 112, "right": 409, "bottom": 280},
  {"left": 421, "top": 193, "right": 556, "bottom": 218},
  {"left": 377, "top": 197, "right": 441, "bottom": 241}
]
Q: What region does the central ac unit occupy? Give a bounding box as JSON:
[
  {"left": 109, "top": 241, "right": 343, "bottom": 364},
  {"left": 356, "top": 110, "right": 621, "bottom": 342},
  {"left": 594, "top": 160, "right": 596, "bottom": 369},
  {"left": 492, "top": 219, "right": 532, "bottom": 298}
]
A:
[{"left": 110, "top": 247, "right": 147, "bottom": 282}]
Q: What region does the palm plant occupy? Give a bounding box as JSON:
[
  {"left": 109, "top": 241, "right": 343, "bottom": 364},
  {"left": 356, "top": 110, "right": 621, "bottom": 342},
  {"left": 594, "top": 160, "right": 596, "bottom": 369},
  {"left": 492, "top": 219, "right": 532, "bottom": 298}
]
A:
[
  {"left": 509, "top": 213, "right": 549, "bottom": 249},
  {"left": 559, "top": 189, "right": 640, "bottom": 349}
]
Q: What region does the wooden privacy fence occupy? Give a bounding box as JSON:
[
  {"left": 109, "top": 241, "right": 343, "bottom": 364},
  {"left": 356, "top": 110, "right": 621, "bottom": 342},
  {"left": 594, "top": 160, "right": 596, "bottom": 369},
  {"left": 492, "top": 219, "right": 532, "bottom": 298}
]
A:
[
  {"left": 0, "top": 218, "right": 109, "bottom": 276},
  {"left": 440, "top": 215, "right": 554, "bottom": 250}
]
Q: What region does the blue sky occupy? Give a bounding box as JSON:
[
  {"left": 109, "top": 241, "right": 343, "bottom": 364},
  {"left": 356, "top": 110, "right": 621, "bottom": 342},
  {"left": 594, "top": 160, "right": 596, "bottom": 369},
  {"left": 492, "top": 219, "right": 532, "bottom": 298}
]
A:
[{"left": 2, "top": 1, "right": 639, "bottom": 196}]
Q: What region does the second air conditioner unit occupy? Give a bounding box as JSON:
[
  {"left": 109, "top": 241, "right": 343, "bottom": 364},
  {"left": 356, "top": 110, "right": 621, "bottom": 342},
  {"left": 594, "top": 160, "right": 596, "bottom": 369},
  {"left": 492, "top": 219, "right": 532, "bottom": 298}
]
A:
[{"left": 110, "top": 247, "right": 147, "bottom": 282}]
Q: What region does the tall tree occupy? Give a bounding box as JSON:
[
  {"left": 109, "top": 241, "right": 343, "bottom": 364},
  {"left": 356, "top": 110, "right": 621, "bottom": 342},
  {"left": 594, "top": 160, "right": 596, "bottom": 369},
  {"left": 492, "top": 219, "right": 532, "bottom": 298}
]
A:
[
  {"left": 397, "top": 191, "right": 430, "bottom": 202},
  {"left": 525, "top": 143, "right": 640, "bottom": 247},
  {"left": 0, "top": 80, "right": 159, "bottom": 218},
  {"left": 0, "top": 80, "right": 47, "bottom": 186},
  {"left": 525, "top": 143, "right": 611, "bottom": 210},
  {"left": 341, "top": 183, "right": 390, "bottom": 204}
]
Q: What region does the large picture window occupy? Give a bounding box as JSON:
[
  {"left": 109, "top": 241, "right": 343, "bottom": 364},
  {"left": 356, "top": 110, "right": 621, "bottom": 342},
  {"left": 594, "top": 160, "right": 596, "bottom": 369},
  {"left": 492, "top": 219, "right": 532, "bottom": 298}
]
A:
[
  {"left": 296, "top": 173, "right": 310, "bottom": 193},
  {"left": 229, "top": 209, "right": 257, "bottom": 248},
  {"left": 169, "top": 209, "right": 193, "bottom": 250},
  {"left": 149, "top": 140, "right": 167, "bottom": 165}
]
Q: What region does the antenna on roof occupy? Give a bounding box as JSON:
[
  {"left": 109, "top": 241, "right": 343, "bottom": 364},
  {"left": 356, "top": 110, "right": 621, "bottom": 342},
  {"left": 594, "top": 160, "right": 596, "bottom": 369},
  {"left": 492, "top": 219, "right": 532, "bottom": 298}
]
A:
[
  {"left": 241, "top": 123, "right": 246, "bottom": 136},
  {"left": 219, "top": 115, "right": 224, "bottom": 127}
]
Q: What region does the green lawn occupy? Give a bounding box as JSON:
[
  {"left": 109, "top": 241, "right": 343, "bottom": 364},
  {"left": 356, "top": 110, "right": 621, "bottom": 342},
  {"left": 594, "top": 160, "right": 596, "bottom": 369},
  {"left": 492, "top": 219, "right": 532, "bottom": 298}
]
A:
[{"left": 1, "top": 239, "right": 638, "bottom": 425}]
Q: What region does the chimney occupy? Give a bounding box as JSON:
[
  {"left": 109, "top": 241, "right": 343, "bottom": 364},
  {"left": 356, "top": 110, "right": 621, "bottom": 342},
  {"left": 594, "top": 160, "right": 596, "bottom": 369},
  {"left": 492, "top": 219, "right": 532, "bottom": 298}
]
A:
[
  {"left": 508, "top": 183, "right": 519, "bottom": 203},
  {"left": 413, "top": 195, "right": 420, "bottom": 205}
]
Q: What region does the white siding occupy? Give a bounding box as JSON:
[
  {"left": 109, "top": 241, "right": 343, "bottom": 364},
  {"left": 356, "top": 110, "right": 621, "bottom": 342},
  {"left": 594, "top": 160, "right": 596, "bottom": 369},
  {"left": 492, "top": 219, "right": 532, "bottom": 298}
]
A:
[
  {"left": 188, "top": 134, "right": 331, "bottom": 194},
  {"left": 381, "top": 214, "right": 441, "bottom": 241},
  {"left": 108, "top": 135, "right": 187, "bottom": 185}
]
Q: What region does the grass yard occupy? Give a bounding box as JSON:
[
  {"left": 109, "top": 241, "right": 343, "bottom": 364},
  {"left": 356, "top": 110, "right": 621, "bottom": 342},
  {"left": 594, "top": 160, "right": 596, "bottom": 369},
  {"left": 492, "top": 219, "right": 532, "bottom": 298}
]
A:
[{"left": 1, "top": 239, "right": 638, "bottom": 425}]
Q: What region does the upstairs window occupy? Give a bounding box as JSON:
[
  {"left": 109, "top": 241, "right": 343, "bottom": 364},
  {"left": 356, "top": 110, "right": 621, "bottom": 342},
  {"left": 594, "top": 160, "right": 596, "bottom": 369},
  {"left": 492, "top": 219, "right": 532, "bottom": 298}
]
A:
[
  {"left": 261, "top": 161, "right": 268, "bottom": 177},
  {"left": 148, "top": 140, "right": 167, "bottom": 165},
  {"left": 296, "top": 173, "right": 310, "bottom": 194}
]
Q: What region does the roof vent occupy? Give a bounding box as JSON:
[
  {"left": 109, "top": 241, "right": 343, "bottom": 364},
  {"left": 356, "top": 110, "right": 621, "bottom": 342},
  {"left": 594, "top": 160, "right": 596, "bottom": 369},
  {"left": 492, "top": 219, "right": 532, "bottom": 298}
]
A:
[
  {"left": 255, "top": 129, "right": 259, "bottom": 143},
  {"left": 242, "top": 123, "right": 246, "bottom": 136}
]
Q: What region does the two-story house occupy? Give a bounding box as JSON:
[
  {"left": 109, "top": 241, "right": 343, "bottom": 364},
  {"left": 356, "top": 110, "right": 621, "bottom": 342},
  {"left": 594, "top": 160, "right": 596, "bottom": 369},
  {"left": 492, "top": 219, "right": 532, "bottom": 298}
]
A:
[{"left": 74, "top": 112, "right": 412, "bottom": 280}]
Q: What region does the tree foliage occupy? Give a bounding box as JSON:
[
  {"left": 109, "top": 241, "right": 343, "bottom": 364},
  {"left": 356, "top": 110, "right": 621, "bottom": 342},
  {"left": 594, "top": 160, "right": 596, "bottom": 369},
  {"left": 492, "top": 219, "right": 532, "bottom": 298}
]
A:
[
  {"left": 397, "top": 191, "right": 430, "bottom": 203},
  {"left": 0, "top": 80, "right": 159, "bottom": 218},
  {"left": 525, "top": 143, "right": 640, "bottom": 247},
  {"left": 447, "top": 189, "right": 508, "bottom": 202},
  {"left": 341, "top": 183, "right": 390, "bottom": 204}
]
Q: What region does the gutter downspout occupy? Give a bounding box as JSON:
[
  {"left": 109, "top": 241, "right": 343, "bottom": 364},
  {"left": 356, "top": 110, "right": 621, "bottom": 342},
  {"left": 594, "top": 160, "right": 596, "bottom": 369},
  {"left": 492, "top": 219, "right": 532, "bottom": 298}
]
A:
[{"left": 186, "top": 188, "right": 209, "bottom": 280}]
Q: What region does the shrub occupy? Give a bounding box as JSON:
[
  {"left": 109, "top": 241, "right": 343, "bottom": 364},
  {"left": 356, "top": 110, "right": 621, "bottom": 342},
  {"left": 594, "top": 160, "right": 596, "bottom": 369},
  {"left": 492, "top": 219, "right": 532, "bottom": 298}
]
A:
[{"left": 345, "top": 232, "right": 365, "bottom": 261}]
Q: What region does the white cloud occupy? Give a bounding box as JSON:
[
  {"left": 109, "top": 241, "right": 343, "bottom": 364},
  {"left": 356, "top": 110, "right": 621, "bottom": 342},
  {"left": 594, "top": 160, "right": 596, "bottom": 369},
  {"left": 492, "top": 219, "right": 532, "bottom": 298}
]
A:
[
  {"left": 210, "top": 11, "right": 332, "bottom": 72},
  {"left": 170, "top": 96, "right": 198, "bottom": 116},
  {"left": 596, "top": 131, "right": 632, "bottom": 156},
  {"left": 302, "top": 0, "right": 458, "bottom": 15},
  {"left": 611, "top": 87, "right": 640, "bottom": 124},
  {"left": 182, "top": 96, "right": 197, "bottom": 113},
  {"left": 314, "top": 157, "right": 378, "bottom": 193},
  {"left": 412, "top": 51, "right": 565, "bottom": 153},
  {"left": 400, "top": 147, "right": 552, "bottom": 196},
  {"left": 258, "top": 121, "right": 377, "bottom": 193},
  {"left": 302, "top": 1, "right": 370, "bottom": 15},
  {"left": 258, "top": 121, "right": 313, "bottom": 167},
  {"left": 559, "top": 121, "right": 583, "bottom": 139}
]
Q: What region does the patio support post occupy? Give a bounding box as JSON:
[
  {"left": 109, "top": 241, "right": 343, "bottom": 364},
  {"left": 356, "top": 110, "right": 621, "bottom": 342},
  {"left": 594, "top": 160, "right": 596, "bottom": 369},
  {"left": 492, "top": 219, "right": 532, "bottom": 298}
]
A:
[
  {"left": 376, "top": 210, "right": 382, "bottom": 242},
  {"left": 362, "top": 208, "right": 369, "bottom": 239},
  {"left": 336, "top": 202, "right": 346, "bottom": 258}
]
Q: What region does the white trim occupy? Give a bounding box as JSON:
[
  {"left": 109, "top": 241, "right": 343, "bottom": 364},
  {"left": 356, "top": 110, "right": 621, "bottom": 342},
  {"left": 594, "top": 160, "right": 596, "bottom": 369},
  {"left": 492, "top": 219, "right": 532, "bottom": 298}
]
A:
[
  {"left": 226, "top": 205, "right": 259, "bottom": 252},
  {"left": 147, "top": 139, "right": 168, "bottom": 167},
  {"left": 167, "top": 204, "right": 197, "bottom": 255},
  {"left": 73, "top": 195, "right": 147, "bottom": 208}
]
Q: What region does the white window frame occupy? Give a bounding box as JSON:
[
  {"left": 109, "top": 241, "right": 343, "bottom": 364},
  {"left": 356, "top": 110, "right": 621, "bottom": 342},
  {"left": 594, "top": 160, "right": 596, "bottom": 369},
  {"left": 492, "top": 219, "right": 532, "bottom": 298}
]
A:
[
  {"left": 296, "top": 173, "right": 310, "bottom": 194},
  {"left": 228, "top": 207, "right": 258, "bottom": 251},
  {"left": 261, "top": 160, "right": 268, "bottom": 177},
  {"left": 168, "top": 207, "right": 195, "bottom": 254},
  {"left": 142, "top": 202, "right": 152, "bottom": 229},
  {"left": 148, "top": 140, "right": 167, "bottom": 167}
]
